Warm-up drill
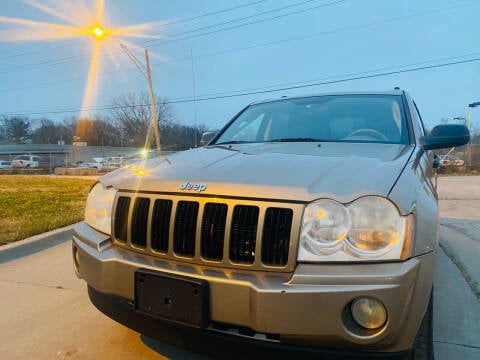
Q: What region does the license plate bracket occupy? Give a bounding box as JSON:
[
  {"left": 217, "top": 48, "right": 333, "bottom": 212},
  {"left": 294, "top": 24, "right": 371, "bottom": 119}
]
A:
[{"left": 134, "top": 268, "right": 209, "bottom": 328}]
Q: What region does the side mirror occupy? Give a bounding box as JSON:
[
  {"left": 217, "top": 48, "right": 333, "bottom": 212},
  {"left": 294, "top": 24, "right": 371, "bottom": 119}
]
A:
[
  {"left": 200, "top": 131, "right": 217, "bottom": 147},
  {"left": 421, "top": 124, "right": 470, "bottom": 150}
]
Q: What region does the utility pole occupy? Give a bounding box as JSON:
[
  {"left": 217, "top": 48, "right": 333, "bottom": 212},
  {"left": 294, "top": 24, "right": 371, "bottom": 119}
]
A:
[
  {"left": 145, "top": 49, "right": 162, "bottom": 156},
  {"left": 191, "top": 49, "right": 198, "bottom": 148},
  {"left": 467, "top": 102, "right": 480, "bottom": 171},
  {"left": 467, "top": 106, "right": 472, "bottom": 170},
  {"left": 119, "top": 44, "right": 163, "bottom": 157}
]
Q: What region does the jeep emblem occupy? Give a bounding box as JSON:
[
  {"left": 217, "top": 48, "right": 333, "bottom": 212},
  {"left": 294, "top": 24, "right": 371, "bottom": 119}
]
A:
[{"left": 179, "top": 180, "right": 207, "bottom": 192}]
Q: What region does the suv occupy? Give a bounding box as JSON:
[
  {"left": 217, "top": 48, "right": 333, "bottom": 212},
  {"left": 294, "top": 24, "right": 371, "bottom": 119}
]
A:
[
  {"left": 11, "top": 154, "right": 40, "bottom": 168},
  {"left": 72, "top": 90, "right": 469, "bottom": 359}
]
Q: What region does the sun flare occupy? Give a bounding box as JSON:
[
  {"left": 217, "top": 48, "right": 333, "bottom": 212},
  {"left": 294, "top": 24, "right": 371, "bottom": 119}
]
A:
[{"left": 0, "top": 0, "right": 164, "bottom": 139}]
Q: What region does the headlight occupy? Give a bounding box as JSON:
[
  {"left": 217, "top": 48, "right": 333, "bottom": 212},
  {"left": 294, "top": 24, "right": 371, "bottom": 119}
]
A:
[
  {"left": 298, "top": 196, "right": 413, "bottom": 262},
  {"left": 84, "top": 182, "right": 117, "bottom": 235},
  {"left": 302, "top": 199, "right": 351, "bottom": 255},
  {"left": 346, "top": 197, "right": 405, "bottom": 258}
]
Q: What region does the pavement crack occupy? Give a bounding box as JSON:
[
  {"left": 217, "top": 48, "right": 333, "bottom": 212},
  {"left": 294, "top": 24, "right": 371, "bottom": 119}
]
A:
[
  {"left": 440, "top": 221, "right": 480, "bottom": 242},
  {"left": 0, "top": 278, "right": 84, "bottom": 292},
  {"left": 433, "top": 340, "right": 480, "bottom": 350},
  {"left": 438, "top": 244, "right": 480, "bottom": 303}
]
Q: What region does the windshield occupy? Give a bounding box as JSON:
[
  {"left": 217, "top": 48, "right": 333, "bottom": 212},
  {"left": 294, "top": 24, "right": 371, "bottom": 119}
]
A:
[{"left": 215, "top": 95, "right": 409, "bottom": 145}]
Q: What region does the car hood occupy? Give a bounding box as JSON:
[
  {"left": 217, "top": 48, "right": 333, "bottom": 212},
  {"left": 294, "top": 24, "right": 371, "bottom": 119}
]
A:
[{"left": 100, "top": 142, "right": 414, "bottom": 202}]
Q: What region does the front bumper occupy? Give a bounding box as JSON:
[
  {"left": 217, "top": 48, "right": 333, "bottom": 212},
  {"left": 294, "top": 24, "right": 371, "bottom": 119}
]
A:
[{"left": 73, "top": 222, "right": 434, "bottom": 354}]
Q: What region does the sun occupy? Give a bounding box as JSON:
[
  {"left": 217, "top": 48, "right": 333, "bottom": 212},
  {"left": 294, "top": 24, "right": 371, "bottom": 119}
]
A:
[{"left": 90, "top": 25, "right": 106, "bottom": 39}]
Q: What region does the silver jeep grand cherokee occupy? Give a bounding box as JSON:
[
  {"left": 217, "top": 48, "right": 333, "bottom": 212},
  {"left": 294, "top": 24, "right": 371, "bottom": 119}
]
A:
[{"left": 72, "top": 90, "right": 469, "bottom": 359}]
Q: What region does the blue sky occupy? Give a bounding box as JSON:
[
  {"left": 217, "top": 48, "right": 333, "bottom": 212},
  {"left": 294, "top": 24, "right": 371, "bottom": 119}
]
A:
[{"left": 0, "top": 0, "right": 479, "bottom": 132}]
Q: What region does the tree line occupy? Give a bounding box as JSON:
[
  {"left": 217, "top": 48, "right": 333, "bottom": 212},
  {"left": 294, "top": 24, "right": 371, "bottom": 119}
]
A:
[{"left": 0, "top": 92, "right": 210, "bottom": 151}]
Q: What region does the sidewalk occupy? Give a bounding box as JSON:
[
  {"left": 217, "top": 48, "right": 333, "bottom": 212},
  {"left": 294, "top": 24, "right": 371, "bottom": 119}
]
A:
[
  {"left": 437, "top": 175, "right": 480, "bottom": 302},
  {"left": 439, "top": 219, "right": 480, "bottom": 301},
  {"left": 0, "top": 224, "right": 76, "bottom": 265}
]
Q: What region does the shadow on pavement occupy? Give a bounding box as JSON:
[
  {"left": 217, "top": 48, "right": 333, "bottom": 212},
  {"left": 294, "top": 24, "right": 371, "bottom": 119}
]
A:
[{"left": 141, "top": 334, "right": 209, "bottom": 359}]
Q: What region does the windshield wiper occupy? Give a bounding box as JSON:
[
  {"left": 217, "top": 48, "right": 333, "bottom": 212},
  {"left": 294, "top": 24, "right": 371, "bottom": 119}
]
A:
[
  {"left": 270, "top": 138, "right": 326, "bottom": 142},
  {"left": 214, "top": 140, "right": 256, "bottom": 145}
]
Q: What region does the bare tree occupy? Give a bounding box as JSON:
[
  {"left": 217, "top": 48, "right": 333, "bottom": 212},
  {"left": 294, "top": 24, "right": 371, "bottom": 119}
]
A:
[
  {"left": 1, "top": 115, "right": 30, "bottom": 143},
  {"left": 109, "top": 92, "right": 173, "bottom": 147},
  {"left": 64, "top": 115, "right": 122, "bottom": 146},
  {"left": 31, "top": 118, "right": 62, "bottom": 144}
]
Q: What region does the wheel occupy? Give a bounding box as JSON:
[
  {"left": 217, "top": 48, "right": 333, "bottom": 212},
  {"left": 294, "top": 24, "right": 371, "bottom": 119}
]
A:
[{"left": 407, "top": 291, "right": 434, "bottom": 359}]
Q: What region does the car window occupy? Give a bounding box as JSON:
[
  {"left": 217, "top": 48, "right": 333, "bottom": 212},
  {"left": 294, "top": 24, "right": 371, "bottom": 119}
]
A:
[{"left": 215, "top": 95, "right": 409, "bottom": 145}]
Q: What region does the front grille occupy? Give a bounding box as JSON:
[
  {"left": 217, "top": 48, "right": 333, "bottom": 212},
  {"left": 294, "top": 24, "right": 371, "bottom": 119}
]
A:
[
  {"left": 174, "top": 201, "right": 199, "bottom": 257},
  {"left": 131, "top": 198, "right": 150, "bottom": 247},
  {"left": 113, "top": 196, "right": 130, "bottom": 243},
  {"left": 112, "top": 193, "right": 299, "bottom": 271},
  {"left": 201, "top": 203, "right": 227, "bottom": 261},
  {"left": 151, "top": 199, "right": 172, "bottom": 252},
  {"left": 261, "top": 208, "right": 293, "bottom": 266},
  {"left": 230, "top": 205, "right": 259, "bottom": 264}
]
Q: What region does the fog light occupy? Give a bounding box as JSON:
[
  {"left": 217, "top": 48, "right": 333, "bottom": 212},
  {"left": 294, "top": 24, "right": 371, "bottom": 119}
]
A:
[{"left": 351, "top": 297, "right": 387, "bottom": 330}]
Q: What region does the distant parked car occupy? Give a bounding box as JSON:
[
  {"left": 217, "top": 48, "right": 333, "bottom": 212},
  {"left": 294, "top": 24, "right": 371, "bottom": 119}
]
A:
[
  {"left": 439, "top": 155, "right": 464, "bottom": 167},
  {"left": 79, "top": 158, "right": 105, "bottom": 170},
  {"left": 104, "top": 157, "right": 124, "bottom": 169},
  {"left": 37, "top": 156, "right": 66, "bottom": 169},
  {"left": 0, "top": 160, "right": 12, "bottom": 169},
  {"left": 12, "top": 155, "right": 40, "bottom": 168}
]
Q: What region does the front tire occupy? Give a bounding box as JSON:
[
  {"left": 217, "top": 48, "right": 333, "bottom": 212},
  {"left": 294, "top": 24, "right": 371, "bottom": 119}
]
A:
[{"left": 407, "top": 291, "right": 434, "bottom": 359}]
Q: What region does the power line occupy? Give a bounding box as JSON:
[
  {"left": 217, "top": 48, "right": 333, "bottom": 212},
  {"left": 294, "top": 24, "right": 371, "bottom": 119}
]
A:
[
  {"left": 1, "top": 0, "right": 478, "bottom": 92},
  {"left": 146, "top": 0, "right": 269, "bottom": 29},
  {"left": 3, "top": 55, "right": 479, "bottom": 116},
  {"left": 177, "top": 57, "right": 480, "bottom": 103},
  {"left": 143, "top": 0, "right": 336, "bottom": 46},
  {"left": 171, "top": 1, "right": 480, "bottom": 64},
  {"left": 2, "top": 0, "right": 479, "bottom": 78},
  {"left": 0, "top": 0, "right": 269, "bottom": 61},
  {"left": 165, "top": 51, "right": 480, "bottom": 98},
  {"left": 0, "top": 40, "right": 89, "bottom": 61},
  {"left": 0, "top": 0, "right": 344, "bottom": 74}
]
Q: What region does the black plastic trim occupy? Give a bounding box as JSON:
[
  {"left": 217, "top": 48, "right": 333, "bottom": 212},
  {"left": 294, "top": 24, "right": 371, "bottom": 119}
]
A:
[
  {"left": 88, "top": 286, "right": 410, "bottom": 360},
  {"left": 117, "top": 190, "right": 308, "bottom": 205}
]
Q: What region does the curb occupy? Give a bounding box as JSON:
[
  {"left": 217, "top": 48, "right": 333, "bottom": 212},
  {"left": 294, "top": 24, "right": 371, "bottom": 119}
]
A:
[{"left": 0, "top": 223, "right": 79, "bottom": 264}]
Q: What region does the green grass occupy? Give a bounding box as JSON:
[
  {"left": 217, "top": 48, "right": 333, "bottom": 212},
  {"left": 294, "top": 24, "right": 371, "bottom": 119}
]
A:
[{"left": 0, "top": 175, "right": 95, "bottom": 245}]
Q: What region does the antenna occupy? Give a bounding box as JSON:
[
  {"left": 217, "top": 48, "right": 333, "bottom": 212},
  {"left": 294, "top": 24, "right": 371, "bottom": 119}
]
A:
[{"left": 191, "top": 49, "right": 198, "bottom": 148}]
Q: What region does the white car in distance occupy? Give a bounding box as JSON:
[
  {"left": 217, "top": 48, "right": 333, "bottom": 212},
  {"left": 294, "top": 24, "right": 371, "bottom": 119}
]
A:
[{"left": 12, "top": 155, "right": 40, "bottom": 168}]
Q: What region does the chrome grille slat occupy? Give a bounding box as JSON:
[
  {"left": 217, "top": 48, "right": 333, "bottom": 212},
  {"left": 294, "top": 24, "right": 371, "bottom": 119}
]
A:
[{"left": 112, "top": 193, "right": 300, "bottom": 272}]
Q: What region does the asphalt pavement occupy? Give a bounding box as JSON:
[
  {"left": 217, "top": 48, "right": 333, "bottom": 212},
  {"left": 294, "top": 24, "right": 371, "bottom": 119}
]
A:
[{"left": 0, "top": 176, "right": 479, "bottom": 359}]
